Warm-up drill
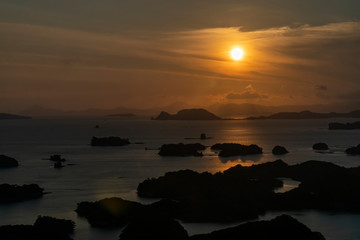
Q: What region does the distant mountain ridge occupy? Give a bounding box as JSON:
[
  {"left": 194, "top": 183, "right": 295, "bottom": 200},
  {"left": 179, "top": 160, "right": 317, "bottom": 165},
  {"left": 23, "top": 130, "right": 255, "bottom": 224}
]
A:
[
  {"left": 0, "top": 113, "right": 31, "bottom": 120},
  {"left": 153, "top": 109, "right": 222, "bottom": 120},
  {"left": 15, "top": 102, "right": 360, "bottom": 118},
  {"left": 246, "top": 110, "right": 360, "bottom": 120}
]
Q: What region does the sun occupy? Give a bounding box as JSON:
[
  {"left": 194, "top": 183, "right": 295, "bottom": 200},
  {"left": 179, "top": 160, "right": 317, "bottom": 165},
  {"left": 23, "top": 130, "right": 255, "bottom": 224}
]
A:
[{"left": 231, "top": 47, "right": 244, "bottom": 61}]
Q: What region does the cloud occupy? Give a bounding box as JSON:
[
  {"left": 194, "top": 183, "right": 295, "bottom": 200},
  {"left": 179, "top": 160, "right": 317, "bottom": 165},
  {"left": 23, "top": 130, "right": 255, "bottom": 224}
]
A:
[
  {"left": 315, "top": 84, "right": 328, "bottom": 91},
  {"left": 1, "top": 21, "right": 360, "bottom": 111},
  {"left": 226, "top": 85, "right": 268, "bottom": 100}
]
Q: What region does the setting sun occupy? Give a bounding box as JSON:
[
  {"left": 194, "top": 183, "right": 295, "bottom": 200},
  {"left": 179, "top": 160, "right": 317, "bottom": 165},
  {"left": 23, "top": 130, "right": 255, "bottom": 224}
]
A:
[{"left": 231, "top": 47, "right": 244, "bottom": 61}]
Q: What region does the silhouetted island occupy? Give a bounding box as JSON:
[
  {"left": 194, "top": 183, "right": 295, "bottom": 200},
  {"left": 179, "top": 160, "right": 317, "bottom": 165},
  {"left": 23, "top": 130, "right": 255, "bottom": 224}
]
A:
[
  {"left": 329, "top": 121, "right": 360, "bottom": 130},
  {"left": 137, "top": 160, "right": 360, "bottom": 222},
  {"left": 345, "top": 144, "right": 360, "bottom": 155},
  {"left": 76, "top": 197, "right": 143, "bottom": 228},
  {"left": 189, "top": 215, "right": 325, "bottom": 240},
  {"left": 75, "top": 159, "right": 360, "bottom": 234},
  {"left": 0, "top": 216, "right": 74, "bottom": 240},
  {"left": 152, "top": 109, "right": 222, "bottom": 120},
  {"left": 75, "top": 197, "right": 324, "bottom": 239},
  {"left": 54, "top": 161, "right": 65, "bottom": 168},
  {"left": 119, "top": 214, "right": 324, "bottom": 240},
  {"left": 0, "top": 113, "right": 31, "bottom": 120},
  {"left": 91, "top": 136, "right": 130, "bottom": 146},
  {"left": 0, "top": 155, "right": 19, "bottom": 168},
  {"left": 211, "top": 143, "right": 263, "bottom": 157},
  {"left": 48, "top": 154, "right": 66, "bottom": 162},
  {"left": 246, "top": 110, "right": 360, "bottom": 120},
  {"left": 272, "top": 145, "right": 289, "bottom": 155},
  {"left": 159, "top": 143, "right": 206, "bottom": 157},
  {"left": 0, "top": 184, "right": 44, "bottom": 203},
  {"left": 312, "top": 142, "right": 328, "bottom": 150}
]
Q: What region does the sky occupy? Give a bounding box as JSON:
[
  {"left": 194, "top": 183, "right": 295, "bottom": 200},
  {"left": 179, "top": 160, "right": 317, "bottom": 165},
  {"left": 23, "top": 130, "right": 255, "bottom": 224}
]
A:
[{"left": 1, "top": 0, "right": 360, "bottom": 112}]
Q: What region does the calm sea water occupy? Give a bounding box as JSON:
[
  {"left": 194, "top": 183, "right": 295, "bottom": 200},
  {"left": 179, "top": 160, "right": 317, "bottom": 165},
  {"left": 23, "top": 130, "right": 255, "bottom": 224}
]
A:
[{"left": 1, "top": 118, "right": 360, "bottom": 240}]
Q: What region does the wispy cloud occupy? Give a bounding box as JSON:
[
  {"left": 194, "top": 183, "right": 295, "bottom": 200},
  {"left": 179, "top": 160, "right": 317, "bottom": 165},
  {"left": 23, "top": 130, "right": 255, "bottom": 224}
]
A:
[
  {"left": 226, "top": 85, "right": 268, "bottom": 100},
  {"left": 1, "top": 21, "right": 360, "bottom": 110}
]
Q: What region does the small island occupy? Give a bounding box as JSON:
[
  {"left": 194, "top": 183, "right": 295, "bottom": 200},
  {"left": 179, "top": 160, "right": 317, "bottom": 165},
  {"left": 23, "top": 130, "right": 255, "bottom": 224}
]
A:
[
  {"left": 211, "top": 143, "right": 263, "bottom": 157},
  {"left": 0, "top": 216, "right": 74, "bottom": 240},
  {"left": 345, "top": 144, "right": 360, "bottom": 155},
  {"left": 0, "top": 184, "right": 44, "bottom": 203},
  {"left": 0, "top": 155, "right": 19, "bottom": 168},
  {"left": 329, "top": 121, "right": 360, "bottom": 130},
  {"left": 152, "top": 109, "right": 222, "bottom": 120},
  {"left": 0, "top": 113, "right": 31, "bottom": 120},
  {"left": 272, "top": 145, "right": 289, "bottom": 155},
  {"left": 312, "top": 142, "right": 329, "bottom": 150}
]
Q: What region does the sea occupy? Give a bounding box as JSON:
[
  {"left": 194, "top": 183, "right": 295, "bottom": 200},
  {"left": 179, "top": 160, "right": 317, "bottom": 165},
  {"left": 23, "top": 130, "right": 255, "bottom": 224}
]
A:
[{"left": 1, "top": 118, "right": 360, "bottom": 240}]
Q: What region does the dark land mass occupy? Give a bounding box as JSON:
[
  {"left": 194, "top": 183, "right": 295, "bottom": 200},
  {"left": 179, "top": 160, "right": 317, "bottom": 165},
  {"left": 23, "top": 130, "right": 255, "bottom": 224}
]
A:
[
  {"left": 211, "top": 143, "right": 263, "bottom": 157},
  {"left": 75, "top": 159, "right": 360, "bottom": 237},
  {"left": 76, "top": 198, "right": 324, "bottom": 240},
  {"left": 272, "top": 145, "right": 289, "bottom": 155},
  {"left": 189, "top": 215, "right": 325, "bottom": 240},
  {"left": 329, "top": 121, "right": 360, "bottom": 130},
  {"left": 137, "top": 160, "right": 360, "bottom": 223},
  {"left": 345, "top": 144, "right": 360, "bottom": 155},
  {"left": 106, "top": 113, "right": 136, "bottom": 118},
  {"left": 76, "top": 197, "right": 144, "bottom": 228},
  {"left": 119, "top": 214, "right": 189, "bottom": 240},
  {"left": 75, "top": 199, "right": 324, "bottom": 240},
  {"left": 246, "top": 110, "right": 360, "bottom": 120},
  {"left": 153, "top": 109, "right": 222, "bottom": 120},
  {"left": 91, "top": 136, "right": 130, "bottom": 146},
  {"left": 159, "top": 143, "right": 206, "bottom": 157},
  {"left": 0, "top": 184, "right": 44, "bottom": 203},
  {"left": 47, "top": 154, "right": 66, "bottom": 162},
  {"left": 312, "top": 143, "right": 329, "bottom": 150},
  {"left": 119, "top": 214, "right": 324, "bottom": 240},
  {"left": 0, "top": 216, "right": 74, "bottom": 240},
  {"left": 0, "top": 113, "right": 31, "bottom": 120},
  {"left": 0, "top": 155, "right": 19, "bottom": 168}
]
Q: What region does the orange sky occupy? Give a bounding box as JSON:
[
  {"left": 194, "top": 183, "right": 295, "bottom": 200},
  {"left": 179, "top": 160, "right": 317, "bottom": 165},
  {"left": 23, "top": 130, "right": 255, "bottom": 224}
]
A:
[{"left": 1, "top": 1, "right": 360, "bottom": 112}]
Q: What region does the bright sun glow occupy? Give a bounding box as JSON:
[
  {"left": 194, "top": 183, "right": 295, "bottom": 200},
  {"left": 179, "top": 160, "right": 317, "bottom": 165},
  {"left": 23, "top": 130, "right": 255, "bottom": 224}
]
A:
[{"left": 231, "top": 47, "right": 244, "bottom": 61}]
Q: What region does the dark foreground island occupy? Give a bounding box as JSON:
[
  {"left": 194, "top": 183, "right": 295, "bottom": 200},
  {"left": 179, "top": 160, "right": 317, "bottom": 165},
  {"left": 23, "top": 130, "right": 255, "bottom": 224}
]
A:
[
  {"left": 189, "top": 215, "right": 325, "bottom": 240},
  {"left": 119, "top": 214, "right": 324, "bottom": 240},
  {"left": 0, "top": 216, "right": 74, "bottom": 240},
  {"left": 75, "top": 197, "right": 325, "bottom": 240},
  {"left": 76, "top": 159, "right": 360, "bottom": 232}
]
